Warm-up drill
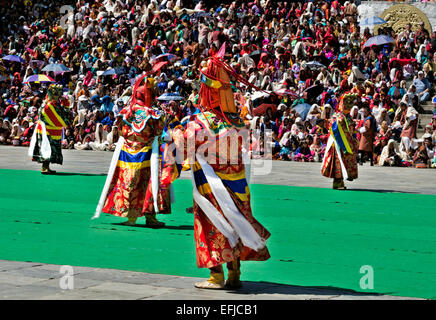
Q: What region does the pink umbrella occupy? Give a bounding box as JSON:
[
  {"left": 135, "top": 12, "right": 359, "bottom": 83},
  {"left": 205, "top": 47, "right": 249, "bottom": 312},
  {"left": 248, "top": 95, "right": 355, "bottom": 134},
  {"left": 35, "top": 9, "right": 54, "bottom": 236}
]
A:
[{"left": 152, "top": 61, "right": 169, "bottom": 73}]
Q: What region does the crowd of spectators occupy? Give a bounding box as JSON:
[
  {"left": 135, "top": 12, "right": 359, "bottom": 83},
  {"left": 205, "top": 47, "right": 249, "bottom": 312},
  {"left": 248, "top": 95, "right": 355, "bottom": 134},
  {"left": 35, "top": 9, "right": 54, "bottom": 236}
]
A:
[{"left": 0, "top": 0, "right": 435, "bottom": 168}]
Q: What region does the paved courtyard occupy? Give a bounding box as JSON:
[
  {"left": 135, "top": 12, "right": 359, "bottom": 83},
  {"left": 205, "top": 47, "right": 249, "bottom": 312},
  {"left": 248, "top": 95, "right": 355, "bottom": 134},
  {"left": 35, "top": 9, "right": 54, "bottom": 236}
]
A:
[
  {"left": 1, "top": 145, "right": 435, "bottom": 194},
  {"left": 0, "top": 145, "right": 434, "bottom": 300}
]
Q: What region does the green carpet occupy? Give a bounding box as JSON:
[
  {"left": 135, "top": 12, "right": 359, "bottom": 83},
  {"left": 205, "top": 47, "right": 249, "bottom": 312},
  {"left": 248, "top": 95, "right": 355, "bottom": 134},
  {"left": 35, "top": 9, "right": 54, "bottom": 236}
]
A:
[{"left": 0, "top": 168, "right": 435, "bottom": 299}]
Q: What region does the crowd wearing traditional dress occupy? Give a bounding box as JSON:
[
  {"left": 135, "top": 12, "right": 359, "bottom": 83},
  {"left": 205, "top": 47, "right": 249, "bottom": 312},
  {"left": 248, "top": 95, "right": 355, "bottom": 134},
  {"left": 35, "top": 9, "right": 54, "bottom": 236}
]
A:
[{"left": 0, "top": 0, "right": 435, "bottom": 168}]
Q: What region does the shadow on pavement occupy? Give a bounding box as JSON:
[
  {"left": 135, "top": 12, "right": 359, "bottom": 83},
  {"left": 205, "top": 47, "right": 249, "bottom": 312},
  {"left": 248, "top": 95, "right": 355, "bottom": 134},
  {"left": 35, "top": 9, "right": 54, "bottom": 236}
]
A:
[{"left": 227, "top": 281, "right": 387, "bottom": 298}]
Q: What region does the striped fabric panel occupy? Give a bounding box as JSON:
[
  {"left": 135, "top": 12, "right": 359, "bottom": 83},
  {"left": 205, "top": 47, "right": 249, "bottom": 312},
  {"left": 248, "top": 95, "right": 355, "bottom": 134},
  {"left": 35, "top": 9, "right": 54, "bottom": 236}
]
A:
[
  {"left": 36, "top": 122, "right": 62, "bottom": 140},
  {"left": 331, "top": 120, "right": 352, "bottom": 154},
  {"left": 42, "top": 103, "right": 67, "bottom": 129},
  {"left": 117, "top": 145, "right": 152, "bottom": 169},
  {"left": 193, "top": 166, "right": 250, "bottom": 201}
]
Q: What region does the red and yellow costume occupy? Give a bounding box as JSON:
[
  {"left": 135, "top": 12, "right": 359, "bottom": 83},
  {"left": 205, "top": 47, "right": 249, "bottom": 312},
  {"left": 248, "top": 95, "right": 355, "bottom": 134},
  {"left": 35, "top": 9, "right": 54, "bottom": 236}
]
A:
[
  {"left": 168, "top": 44, "right": 270, "bottom": 289},
  {"left": 100, "top": 75, "right": 168, "bottom": 226},
  {"left": 29, "top": 84, "right": 70, "bottom": 174},
  {"left": 321, "top": 92, "right": 359, "bottom": 189}
]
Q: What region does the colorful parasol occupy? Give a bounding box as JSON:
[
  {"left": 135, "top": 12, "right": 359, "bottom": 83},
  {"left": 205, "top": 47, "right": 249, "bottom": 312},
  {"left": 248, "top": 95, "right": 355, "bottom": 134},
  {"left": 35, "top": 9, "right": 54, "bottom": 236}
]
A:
[{"left": 23, "top": 74, "right": 55, "bottom": 83}]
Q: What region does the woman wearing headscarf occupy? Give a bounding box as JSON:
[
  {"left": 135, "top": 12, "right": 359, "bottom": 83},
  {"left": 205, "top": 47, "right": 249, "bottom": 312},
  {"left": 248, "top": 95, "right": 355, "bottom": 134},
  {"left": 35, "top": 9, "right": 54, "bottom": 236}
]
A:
[
  {"left": 9, "top": 123, "right": 22, "bottom": 146},
  {"left": 400, "top": 104, "right": 419, "bottom": 142},
  {"left": 307, "top": 104, "right": 321, "bottom": 127},
  {"left": 377, "top": 104, "right": 391, "bottom": 126},
  {"left": 321, "top": 103, "right": 332, "bottom": 122},
  {"left": 379, "top": 139, "right": 402, "bottom": 167},
  {"left": 349, "top": 105, "right": 360, "bottom": 124},
  {"left": 89, "top": 123, "right": 108, "bottom": 151},
  {"left": 83, "top": 70, "right": 95, "bottom": 87},
  {"left": 0, "top": 119, "right": 12, "bottom": 144},
  {"left": 415, "top": 44, "right": 428, "bottom": 65}
]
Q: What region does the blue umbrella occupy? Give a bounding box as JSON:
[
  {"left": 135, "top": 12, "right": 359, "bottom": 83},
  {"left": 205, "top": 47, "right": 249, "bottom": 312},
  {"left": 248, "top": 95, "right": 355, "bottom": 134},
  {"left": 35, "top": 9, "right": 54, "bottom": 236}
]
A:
[
  {"left": 359, "top": 16, "right": 386, "bottom": 27},
  {"left": 157, "top": 92, "right": 184, "bottom": 101},
  {"left": 292, "top": 103, "right": 311, "bottom": 120},
  {"left": 42, "top": 63, "right": 70, "bottom": 72},
  {"left": 363, "top": 35, "right": 395, "bottom": 48},
  {"left": 101, "top": 67, "right": 126, "bottom": 76},
  {"left": 2, "top": 55, "right": 25, "bottom": 63},
  {"left": 191, "top": 11, "right": 211, "bottom": 18}
]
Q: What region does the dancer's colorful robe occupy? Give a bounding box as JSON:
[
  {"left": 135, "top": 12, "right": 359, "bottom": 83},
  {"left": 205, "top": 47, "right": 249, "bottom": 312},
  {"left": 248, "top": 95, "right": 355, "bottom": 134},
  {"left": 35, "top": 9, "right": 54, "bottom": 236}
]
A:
[
  {"left": 321, "top": 114, "right": 358, "bottom": 180},
  {"left": 180, "top": 112, "right": 270, "bottom": 269},
  {"left": 143, "top": 115, "right": 182, "bottom": 214},
  {"left": 102, "top": 106, "right": 165, "bottom": 218},
  {"left": 31, "top": 99, "right": 70, "bottom": 164}
]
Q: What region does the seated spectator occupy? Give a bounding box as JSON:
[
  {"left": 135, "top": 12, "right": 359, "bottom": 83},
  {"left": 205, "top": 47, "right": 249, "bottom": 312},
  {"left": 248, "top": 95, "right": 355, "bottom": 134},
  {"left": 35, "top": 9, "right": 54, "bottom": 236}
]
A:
[
  {"left": 278, "top": 134, "right": 293, "bottom": 161},
  {"left": 62, "top": 128, "right": 76, "bottom": 150},
  {"left": 89, "top": 123, "right": 108, "bottom": 151},
  {"left": 310, "top": 135, "right": 324, "bottom": 162},
  {"left": 387, "top": 80, "right": 405, "bottom": 105},
  {"left": 0, "top": 118, "right": 9, "bottom": 144},
  {"left": 101, "top": 111, "right": 115, "bottom": 126},
  {"left": 107, "top": 125, "right": 120, "bottom": 151},
  {"left": 74, "top": 126, "right": 90, "bottom": 150},
  {"left": 413, "top": 71, "right": 431, "bottom": 103},
  {"left": 9, "top": 123, "right": 22, "bottom": 146},
  {"left": 424, "top": 136, "right": 435, "bottom": 160},
  {"left": 294, "top": 140, "right": 313, "bottom": 162},
  {"left": 100, "top": 94, "right": 114, "bottom": 113},
  {"left": 379, "top": 139, "right": 402, "bottom": 167},
  {"left": 413, "top": 139, "right": 430, "bottom": 168},
  {"left": 278, "top": 117, "right": 292, "bottom": 140},
  {"left": 20, "top": 120, "right": 33, "bottom": 147}
]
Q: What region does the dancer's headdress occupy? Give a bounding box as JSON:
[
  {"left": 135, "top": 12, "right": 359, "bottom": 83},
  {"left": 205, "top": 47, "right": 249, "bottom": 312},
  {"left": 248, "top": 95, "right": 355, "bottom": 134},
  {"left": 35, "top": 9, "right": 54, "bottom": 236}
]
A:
[
  {"left": 199, "top": 42, "right": 237, "bottom": 114},
  {"left": 338, "top": 92, "right": 359, "bottom": 114},
  {"left": 47, "top": 84, "right": 63, "bottom": 100},
  {"left": 130, "top": 74, "right": 155, "bottom": 108}
]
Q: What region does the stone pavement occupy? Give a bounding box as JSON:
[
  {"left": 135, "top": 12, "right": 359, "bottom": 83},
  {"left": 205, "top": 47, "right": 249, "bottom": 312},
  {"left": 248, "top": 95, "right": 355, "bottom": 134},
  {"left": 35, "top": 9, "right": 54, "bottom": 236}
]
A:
[
  {"left": 1, "top": 145, "right": 436, "bottom": 194},
  {"left": 0, "top": 145, "right": 433, "bottom": 300},
  {"left": 0, "top": 260, "right": 422, "bottom": 300}
]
